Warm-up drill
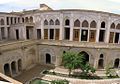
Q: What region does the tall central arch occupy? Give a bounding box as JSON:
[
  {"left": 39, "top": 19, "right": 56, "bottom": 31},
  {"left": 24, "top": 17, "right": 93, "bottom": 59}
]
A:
[{"left": 79, "top": 51, "right": 89, "bottom": 63}]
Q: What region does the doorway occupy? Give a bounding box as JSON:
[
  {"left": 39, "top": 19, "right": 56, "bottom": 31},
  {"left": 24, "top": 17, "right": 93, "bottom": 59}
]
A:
[{"left": 46, "top": 53, "right": 51, "bottom": 64}]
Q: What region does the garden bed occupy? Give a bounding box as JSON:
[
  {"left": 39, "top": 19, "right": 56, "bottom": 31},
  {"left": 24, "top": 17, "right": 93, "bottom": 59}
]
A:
[{"left": 42, "top": 70, "right": 119, "bottom": 80}]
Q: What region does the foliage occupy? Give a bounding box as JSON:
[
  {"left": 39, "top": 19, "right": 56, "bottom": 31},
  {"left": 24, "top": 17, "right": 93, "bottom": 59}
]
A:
[
  {"left": 62, "top": 51, "right": 77, "bottom": 76},
  {"left": 105, "top": 63, "right": 118, "bottom": 78},
  {"left": 62, "top": 51, "right": 96, "bottom": 77},
  {"left": 51, "top": 79, "right": 69, "bottom": 84}
]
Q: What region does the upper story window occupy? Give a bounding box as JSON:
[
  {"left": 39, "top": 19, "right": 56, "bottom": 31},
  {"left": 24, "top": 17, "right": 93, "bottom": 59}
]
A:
[
  {"left": 101, "top": 21, "right": 105, "bottom": 28},
  {"left": 74, "top": 19, "right": 80, "bottom": 27},
  {"left": 44, "top": 19, "right": 48, "bottom": 25},
  {"left": 18, "top": 18, "right": 20, "bottom": 23},
  {"left": 82, "top": 20, "right": 89, "bottom": 27},
  {"left": 22, "top": 18, "right": 24, "bottom": 23},
  {"left": 55, "top": 19, "right": 60, "bottom": 25},
  {"left": 25, "top": 17, "right": 29, "bottom": 23},
  {"left": 30, "top": 16, "right": 33, "bottom": 23},
  {"left": 65, "top": 19, "right": 70, "bottom": 26},
  {"left": 6, "top": 17, "right": 9, "bottom": 25},
  {"left": 49, "top": 19, "right": 54, "bottom": 25},
  {"left": 14, "top": 17, "right": 17, "bottom": 24},
  {"left": 110, "top": 23, "right": 115, "bottom": 29},
  {"left": 116, "top": 24, "right": 120, "bottom": 29},
  {"left": 0, "top": 19, "right": 4, "bottom": 25},
  {"left": 90, "top": 21, "right": 96, "bottom": 28}
]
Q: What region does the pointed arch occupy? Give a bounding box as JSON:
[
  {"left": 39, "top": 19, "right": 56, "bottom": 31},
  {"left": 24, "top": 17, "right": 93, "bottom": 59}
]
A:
[
  {"left": 79, "top": 51, "right": 89, "bottom": 63},
  {"left": 18, "top": 59, "right": 22, "bottom": 72},
  {"left": 4, "top": 63, "right": 11, "bottom": 76},
  {"left": 55, "top": 19, "right": 60, "bottom": 25},
  {"left": 82, "top": 20, "right": 89, "bottom": 27},
  {"left": 110, "top": 23, "right": 115, "bottom": 29},
  {"left": 116, "top": 23, "right": 120, "bottom": 29},
  {"left": 114, "top": 58, "right": 119, "bottom": 68},
  {"left": 25, "top": 17, "right": 29, "bottom": 23},
  {"left": 44, "top": 19, "right": 48, "bottom": 25},
  {"left": 29, "top": 16, "right": 33, "bottom": 22},
  {"left": 74, "top": 19, "right": 80, "bottom": 27},
  {"left": 101, "top": 21, "right": 105, "bottom": 28},
  {"left": 90, "top": 20, "right": 96, "bottom": 28},
  {"left": 11, "top": 61, "right": 17, "bottom": 74},
  {"left": 65, "top": 19, "right": 70, "bottom": 26},
  {"left": 1, "top": 19, "right": 4, "bottom": 25},
  {"left": 49, "top": 19, "right": 54, "bottom": 25}
]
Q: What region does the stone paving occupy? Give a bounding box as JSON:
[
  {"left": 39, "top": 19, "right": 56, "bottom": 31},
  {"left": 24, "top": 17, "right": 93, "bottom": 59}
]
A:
[
  {"left": 14, "top": 64, "right": 120, "bottom": 84},
  {"left": 14, "top": 64, "right": 54, "bottom": 83}
]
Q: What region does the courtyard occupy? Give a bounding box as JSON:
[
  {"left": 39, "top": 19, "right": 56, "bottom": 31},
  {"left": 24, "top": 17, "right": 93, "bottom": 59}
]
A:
[{"left": 14, "top": 64, "right": 120, "bottom": 84}]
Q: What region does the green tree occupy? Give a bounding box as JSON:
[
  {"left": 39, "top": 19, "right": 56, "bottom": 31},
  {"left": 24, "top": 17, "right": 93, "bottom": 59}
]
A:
[
  {"left": 62, "top": 51, "right": 76, "bottom": 76},
  {"left": 62, "top": 51, "right": 96, "bottom": 77}
]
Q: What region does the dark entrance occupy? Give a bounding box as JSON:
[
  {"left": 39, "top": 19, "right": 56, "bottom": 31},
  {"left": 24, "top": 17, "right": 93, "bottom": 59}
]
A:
[
  {"left": 115, "top": 33, "right": 119, "bottom": 43},
  {"left": 81, "top": 30, "right": 88, "bottom": 41},
  {"left": 79, "top": 51, "right": 89, "bottom": 64},
  {"left": 98, "top": 59, "right": 104, "bottom": 69},
  {"left": 4, "top": 64, "right": 11, "bottom": 76},
  {"left": 26, "top": 29, "right": 30, "bottom": 39},
  {"left": 46, "top": 53, "right": 51, "bottom": 64},
  {"left": 11, "top": 62, "right": 16, "bottom": 74},
  {"left": 16, "top": 29, "right": 19, "bottom": 40},
  {"left": 50, "top": 29, "right": 54, "bottom": 39},
  {"left": 114, "top": 58, "right": 119, "bottom": 68},
  {"left": 37, "top": 29, "right": 41, "bottom": 39},
  {"left": 64, "top": 28, "right": 70, "bottom": 40},
  {"left": 99, "top": 30, "right": 105, "bottom": 42}
]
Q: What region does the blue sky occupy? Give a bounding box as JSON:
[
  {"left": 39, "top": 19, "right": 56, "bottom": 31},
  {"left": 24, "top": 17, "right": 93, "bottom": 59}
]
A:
[{"left": 0, "top": 0, "right": 120, "bottom": 14}]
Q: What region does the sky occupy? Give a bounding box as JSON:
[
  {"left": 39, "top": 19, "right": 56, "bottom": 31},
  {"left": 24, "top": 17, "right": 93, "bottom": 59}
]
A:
[{"left": 0, "top": 0, "right": 120, "bottom": 14}]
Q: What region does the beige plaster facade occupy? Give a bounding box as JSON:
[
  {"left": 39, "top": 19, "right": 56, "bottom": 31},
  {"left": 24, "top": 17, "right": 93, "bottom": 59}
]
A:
[{"left": 0, "top": 4, "right": 119, "bottom": 77}]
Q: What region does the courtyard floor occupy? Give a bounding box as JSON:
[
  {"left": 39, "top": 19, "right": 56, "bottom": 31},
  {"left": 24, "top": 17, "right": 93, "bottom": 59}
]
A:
[{"left": 14, "top": 64, "right": 120, "bottom": 84}]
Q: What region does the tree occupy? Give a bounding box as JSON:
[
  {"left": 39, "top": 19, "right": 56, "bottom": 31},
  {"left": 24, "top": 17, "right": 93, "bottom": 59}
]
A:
[
  {"left": 62, "top": 51, "right": 76, "bottom": 76},
  {"left": 62, "top": 51, "right": 96, "bottom": 77}
]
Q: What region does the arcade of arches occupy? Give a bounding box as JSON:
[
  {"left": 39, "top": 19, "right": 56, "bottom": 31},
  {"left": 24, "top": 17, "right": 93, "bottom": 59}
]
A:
[
  {"left": 62, "top": 50, "right": 119, "bottom": 69},
  {"left": 4, "top": 59, "right": 22, "bottom": 77}
]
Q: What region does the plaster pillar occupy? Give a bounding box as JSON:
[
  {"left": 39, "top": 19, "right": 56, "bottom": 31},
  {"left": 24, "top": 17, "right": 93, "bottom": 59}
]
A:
[
  {"left": 0, "top": 28, "right": 2, "bottom": 40},
  {"left": 105, "top": 17, "right": 111, "bottom": 43},
  {"left": 40, "top": 16, "right": 44, "bottom": 39},
  {"left": 59, "top": 13, "right": 64, "bottom": 40},
  {"left": 15, "top": 62, "right": 18, "bottom": 73},
  {"left": 96, "top": 16, "right": 101, "bottom": 43},
  {"left": 70, "top": 14, "right": 74, "bottom": 41}
]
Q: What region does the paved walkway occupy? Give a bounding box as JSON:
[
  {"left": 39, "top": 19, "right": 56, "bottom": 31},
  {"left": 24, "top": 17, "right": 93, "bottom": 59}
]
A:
[
  {"left": 14, "top": 64, "right": 54, "bottom": 83},
  {"left": 13, "top": 65, "right": 120, "bottom": 84}
]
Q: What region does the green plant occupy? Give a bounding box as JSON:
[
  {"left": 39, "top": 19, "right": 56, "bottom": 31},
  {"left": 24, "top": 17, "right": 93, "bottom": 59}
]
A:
[
  {"left": 51, "top": 79, "right": 69, "bottom": 84},
  {"left": 62, "top": 51, "right": 96, "bottom": 77}
]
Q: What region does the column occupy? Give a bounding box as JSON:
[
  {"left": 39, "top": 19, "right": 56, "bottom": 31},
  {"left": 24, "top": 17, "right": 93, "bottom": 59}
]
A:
[
  {"left": 70, "top": 14, "right": 74, "bottom": 41},
  {"left": 4, "top": 27, "right": 8, "bottom": 40},
  {"left": 105, "top": 17, "right": 111, "bottom": 43},
  {"left": 21, "top": 26, "right": 27, "bottom": 40},
  {"left": 59, "top": 13, "right": 64, "bottom": 40},
  {"left": 41, "top": 15, "right": 44, "bottom": 39},
  {"left": 15, "top": 62, "right": 18, "bottom": 73},
  {"left": 9, "top": 64, "right": 12, "bottom": 76},
  {"left": 118, "top": 33, "right": 120, "bottom": 44},
  {"left": 0, "top": 28, "right": 2, "bottom": 40},
  {"left": 96, "top": 16, "right": 101, "bottom": 43}
]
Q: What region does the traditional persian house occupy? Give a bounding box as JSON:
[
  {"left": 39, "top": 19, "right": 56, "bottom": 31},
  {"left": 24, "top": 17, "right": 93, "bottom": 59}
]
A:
[{"left": 0, "top": 4, "right": 120, "bottom": 77}]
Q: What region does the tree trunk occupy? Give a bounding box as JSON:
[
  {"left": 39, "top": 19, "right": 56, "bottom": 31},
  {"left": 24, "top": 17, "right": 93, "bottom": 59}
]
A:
[{"left": 68, "top": 69, "right": 71, "bottom": 76}]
